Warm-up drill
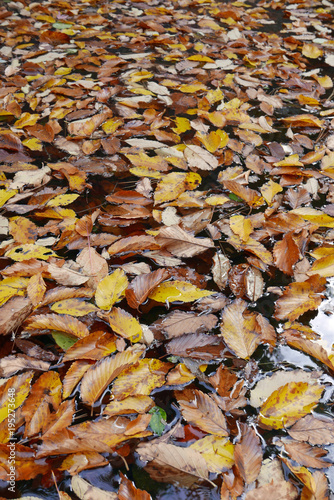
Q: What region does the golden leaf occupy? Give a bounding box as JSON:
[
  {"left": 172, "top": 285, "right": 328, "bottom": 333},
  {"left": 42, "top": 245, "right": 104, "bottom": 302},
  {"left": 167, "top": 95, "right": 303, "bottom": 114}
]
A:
[
  {"left": 95, "top": 268, "right": 128, "bottom": 310},
  {"left": 190, "top": 435, "right": 234, "bottom": 473},
  {"left": 107, "top": 307, "right": 142, "bottom": 342},
  {"left": 111, "top": 358, "right": 171, "bottom": 398},
  {"left": 220, "top": 299, "right": 260, "bottom": 359},
  {"left": 51, "top": 298, "right": 98, "bottom": 316},
  {"left": 148, "top": 280, "right": 213, "bottom": 304},
  {"left": 5, "top": 244, "right": 58, "bottom": 262},
  {"left": 258, "top": 381, "right": 324, "bottom": 430}
]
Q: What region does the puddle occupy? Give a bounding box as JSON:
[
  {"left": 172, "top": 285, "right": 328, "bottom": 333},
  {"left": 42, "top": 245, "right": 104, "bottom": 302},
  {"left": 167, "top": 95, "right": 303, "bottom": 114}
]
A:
[{"left": 311, "top": 277, "right": 334, "bottom": 352}]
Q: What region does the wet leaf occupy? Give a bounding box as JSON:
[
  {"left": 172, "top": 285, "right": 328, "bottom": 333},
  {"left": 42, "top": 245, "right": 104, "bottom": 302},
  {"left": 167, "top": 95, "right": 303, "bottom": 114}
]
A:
[
  {"left": 95, "top": 269, "right": 128, "bottom": 310},
  {"left": 220, "top": 299, "right": 260, "bottom": 359},
  {"left": 80, "top": 345, "right": 145, "bottom": 405},
  {"left": 258, "top": 381, "right": 324, "bottom": 430},
  {"left": 148, "top": 280, "right": 213, "bottom": 304},
  {"left": 176, "top": 388, "right": 228, "bottom": 436}
]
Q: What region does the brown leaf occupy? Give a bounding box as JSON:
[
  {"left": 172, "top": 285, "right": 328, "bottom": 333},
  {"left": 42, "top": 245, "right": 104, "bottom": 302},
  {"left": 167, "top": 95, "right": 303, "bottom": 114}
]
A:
[
  {"left": 0, "top": 296, "right": 33, "bottom": 336},
  {"left": 155, "top": 225, "right": 214, "bottom": 257},
  {"left": 138, "top": 442, "right": 210, "bottom": 487},
  {"left": 62, "top": 330, "right": 117, "bottom": 362},
  {"left": 166, "top": 332, "right": 223, "bottom": 360},
  {"left": 42, "top": 399, "right": 76, "bottom": 439},
  {"left": 118, "top": 472, "right": 152, "bottom": 500},
  {"left": 0, "top": 354, "right": 50, "bottom": 377},
  {"left": 288, "top": 414, "right": 334, "bottom": 445},
  {"left": 281, "top": 439, "right": 330, "bottom": 469},
  {"left": 151, "top": 310, "right": 218, "bottom": 338},
  {"left": 234, "top": 424, "right": 263, "bottom": 484},
  {"left": 244, "top": 481, "right": 298, "bottom": 500},
  {"left": 176, "top": 388, "right": 228, "bottom": 435},
  {"left": 108, "top": 235, "right": 160, "bottom": 256},
  {"left": 80, "top": 345, "right": 145, "bottom": 405},
  {"left": 273, "top": 232, "right": 300, "bottom": 275},
  {"left": 274, "top": 276, "right": 326, "bottom": 321},
  {"left": 125, "top": 269, "right": 169, "bottom": 309},
  {"left": 21, "top": 371, "right": 62, "bottom": 437}
]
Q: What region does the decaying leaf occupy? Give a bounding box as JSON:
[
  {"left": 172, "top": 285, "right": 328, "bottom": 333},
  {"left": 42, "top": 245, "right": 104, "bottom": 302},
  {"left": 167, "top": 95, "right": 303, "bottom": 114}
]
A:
[{"left": 258, "top": 381, "right": 324, "bottom": 430}]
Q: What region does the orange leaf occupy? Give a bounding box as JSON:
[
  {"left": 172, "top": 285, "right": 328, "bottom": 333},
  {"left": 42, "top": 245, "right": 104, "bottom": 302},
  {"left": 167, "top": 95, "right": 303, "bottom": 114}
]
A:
[
  {"left": 274, "top": 276, "right": 326, "bottom": 321},
  {"left": 273, "top": 232, "right": 300, "bottom": 275},
  {"left": 24, "top": 313, "right": 90, "bottom": 338},
  {"left": 80, "top": 345, "right": 145, "bottom": 405},
  {"left": 21, "top": 371, "right": 62, "bottom": 437}
]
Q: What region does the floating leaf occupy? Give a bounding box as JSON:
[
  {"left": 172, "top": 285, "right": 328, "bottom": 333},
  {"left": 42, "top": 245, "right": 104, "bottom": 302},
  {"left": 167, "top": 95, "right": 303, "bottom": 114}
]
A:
[
  {"left": 95, "top": 269, "right": 128, "bottom": 310},
  {"left": 258, "top": 381, "right": 324, "bottom": 430},
  {"left": 190, "top": 435, "right": 234, "bottom": 473},
  {"left": 80, "top": 345, "right": 145, "bottom": 405},
  {"left": 148, "top": 280, "right": 213, "bottom": 304},
  {"left": 176, "top": 388, "right": 228, "bottom": 436},
  {"left": 220, "top": 299, "right": 260, "bottom": 359}
]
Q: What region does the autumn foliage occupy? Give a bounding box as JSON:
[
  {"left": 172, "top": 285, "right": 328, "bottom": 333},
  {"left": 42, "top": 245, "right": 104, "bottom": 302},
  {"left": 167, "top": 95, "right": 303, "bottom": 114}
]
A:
[{"left": 0, "top": 0, "right": 334, "bottom": 497}]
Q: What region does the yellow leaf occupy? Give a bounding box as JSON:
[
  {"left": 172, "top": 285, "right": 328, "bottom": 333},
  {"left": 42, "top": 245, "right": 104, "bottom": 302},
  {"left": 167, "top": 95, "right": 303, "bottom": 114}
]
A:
[
  {"left": 260, "top": 180, "right": 283, "bottom": 204},
  {"left": 125, "top": 152, "right": 169, "bottom": 172},
  {"left": 104, "top": 395, "right": 154, "bottom": 417},
  {"left": 205, "top": 194, "right": 230, "bottom": 206},
  {"left": 0, "top": 189, "right": 17, "bottom": 208},
  {"left": 273, "top": 154, "right": 303, "bottom": 167},
  {"left": 190, "top": 435, "right": 234, "bottom": 473},
  {"left": 129, "top": 167, "right": 163, "bottom": 179},
  {"left": 14, "top": 113, "right": 40, "bottom": 128},
  {"left": 0, "top": 277, "right": 30, "bottom": 306},
  {"left": 102, "top": 117, "right": 124, "bottom": 134},
  {"left": 179, "top": 83, "right": 207, "bottom": 93},
  {"left": 148, "top": 280, "right": 213, "bottom": 304},
  {"left": 220, "top": 299, "right": 260, "bottom": 359},
  {"left": 46, "top": 194, "right": 80, "bottom": 207},
  {"left": 51, "top": 299, "right": 98, "bottom": 316},
  {"left": 291, "top": 207, "right": 334, "bottom": 228},
  {"left": 27, "top": 273, "right": 46, "bottom": 306},
  {"left": 112, "top": 358, "right": 170, "bottom": 398},
  {"left": 95, "top": 268, "right": 128, "bottom": 310},
  {"left": 196, "top": 130, "right": 227, "bottom": 153},
  {"left": 307, "top": 254, "right": 334, "bottom": 278},
  {"left": 107, "top": 307, "right": 142, "bottom": 342},
  {"left": 127, "top": 70, "right": 153, "bottom": 83},
  {"left": 230, "top": 215, "right": 253, "bottom": 242},
  {"left": 172, "top": 117, "right": 191, "bottom": 134},
  {"left": 259, "top": 381, "right": 324, "bottom": 429},
  {"left": 0, "top": 372, "right": 34, "bottom": 425},
  {"left": 5, "top": 244, "right": 58, "bottom": 262},
  {"left": 314, "top": 75, "right": 332, "bottom": 89},
  {"left": 302, "top": 43, "right": 323, "bottom": 59},
  {"left": 154, "top": 172, "right": 201, "bottom": 205},
  {"left": 22, "top": 137, "right": 43, "bottom": 151},
  {"left": 187, "top": 55, "right": 214, "bottom": 62}
]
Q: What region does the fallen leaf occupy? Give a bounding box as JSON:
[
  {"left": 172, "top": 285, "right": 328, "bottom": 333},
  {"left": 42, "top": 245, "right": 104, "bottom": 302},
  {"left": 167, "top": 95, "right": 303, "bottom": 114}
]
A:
[
  {"left": 258, "top": 381, "right": 324, "bottom": 430},
  {"left": 220, "top": 299, "right": 260, "bottom": 359}
]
